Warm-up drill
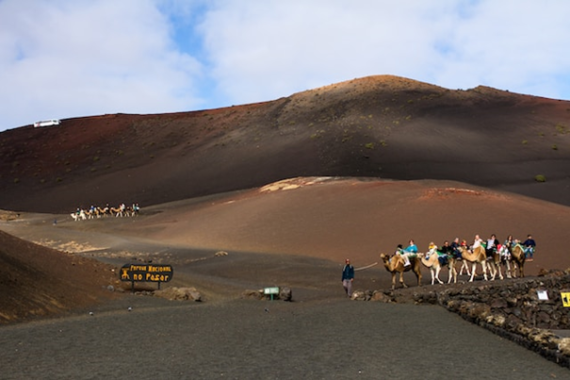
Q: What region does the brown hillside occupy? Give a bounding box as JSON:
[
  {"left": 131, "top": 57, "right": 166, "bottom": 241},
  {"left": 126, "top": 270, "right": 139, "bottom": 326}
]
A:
[
  {"left": 1, "top": 75, "right": 569, "bottom": 213},
  {"left": 0, "top": 228, "right": 118, "bottom": 324},
  {"left": 115, "top": 177, "right": 570, "bottom": 275}
]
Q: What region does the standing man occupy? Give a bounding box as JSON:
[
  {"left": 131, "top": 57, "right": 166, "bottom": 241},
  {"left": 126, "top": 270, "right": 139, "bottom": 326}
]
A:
[{"left": 341, "top": 259, "right": 355, "bottom": 297}]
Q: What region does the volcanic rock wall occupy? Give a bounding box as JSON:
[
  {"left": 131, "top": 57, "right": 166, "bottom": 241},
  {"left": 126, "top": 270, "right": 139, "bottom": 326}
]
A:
[{"left": 354, "top": 271, "right": 570, "bottom": 368}]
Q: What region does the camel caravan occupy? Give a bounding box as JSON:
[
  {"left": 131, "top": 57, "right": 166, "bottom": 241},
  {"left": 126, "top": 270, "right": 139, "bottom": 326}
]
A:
[
  {"left": 70, "top": 203, "right": 140, "bottom": 221},
  {"left": 380, "top": 234, "right": 536, "bottom": 289}
]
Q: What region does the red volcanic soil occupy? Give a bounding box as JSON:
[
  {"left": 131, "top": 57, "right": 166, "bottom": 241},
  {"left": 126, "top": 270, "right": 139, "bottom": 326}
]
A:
[
  {"left": 0, "top": 75, "right": 570, "bottom": 325},
  {"left": 121, "top": 177, "right": 570, "bottom": 274}
]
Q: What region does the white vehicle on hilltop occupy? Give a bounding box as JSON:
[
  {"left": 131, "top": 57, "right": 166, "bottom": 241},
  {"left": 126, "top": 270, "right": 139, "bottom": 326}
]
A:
[{"left": 33, "top": 119, "right": 61, "bottom": 128}]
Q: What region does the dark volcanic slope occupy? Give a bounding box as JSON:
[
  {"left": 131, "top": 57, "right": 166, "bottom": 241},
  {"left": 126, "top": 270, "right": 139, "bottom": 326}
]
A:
[
  {"left": 1, "top": 75, "right": 569, "bottom": 212},
  {"left": 0, "top": 229, "right": 118, "bottom": 324}
]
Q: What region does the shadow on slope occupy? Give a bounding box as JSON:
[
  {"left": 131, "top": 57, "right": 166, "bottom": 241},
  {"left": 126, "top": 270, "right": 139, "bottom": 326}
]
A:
[{"left": 0, "top": 229, "right": 119, "bottom": 324}]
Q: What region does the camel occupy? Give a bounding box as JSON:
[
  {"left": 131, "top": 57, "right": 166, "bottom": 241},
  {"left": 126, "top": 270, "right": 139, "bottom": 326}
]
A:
[
  {"left": 110, "top": 203, "right": 126, "bottom": 217},
  {"left": 485, "top": 249, "right": 504, "bottom": 281},
  {"left": 380, "top": 253, "right": 422, "bottom": 290},
  {"left": 509, "top": 244, "right": 526, "bottom": 278},
  {"left": 130, "top": 203, "right": 140, "bottom": 216},
  {"left": 457, "top": 257, "right": 472, "bottom": 276},
  {"left": 97, "top": 206, "right": 110, "bottom": 216},
  {"left": 458, "top": 246, "right": 488, "bottom": 282},
  {"left": 84, "top": 208, "right": 98, "bottom": 219},
  {"left": 70, "top": 209, "right": 86, "bottom": 221},
  {"left": 419, "top": 250, "right": 457, "bottom": 285},
  {"left": 497, "top": 245, "right": 514, "bottom": 279}
]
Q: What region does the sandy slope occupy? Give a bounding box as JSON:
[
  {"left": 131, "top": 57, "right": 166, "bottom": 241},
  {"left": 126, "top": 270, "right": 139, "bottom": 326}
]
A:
[
  {"left": 2, "top": 177, "right": 567, "bottom": 309},
  {"left": 106, "top": 177, "right": 569, "bottom": 275}
]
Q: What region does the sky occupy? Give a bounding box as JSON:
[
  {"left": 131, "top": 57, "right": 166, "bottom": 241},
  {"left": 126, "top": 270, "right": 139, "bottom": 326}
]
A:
[{"left": 1, "top": 0, "right": 570, "bottom": 131}]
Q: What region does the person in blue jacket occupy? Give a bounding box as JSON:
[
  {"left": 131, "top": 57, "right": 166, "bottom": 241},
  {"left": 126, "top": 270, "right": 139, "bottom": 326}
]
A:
[
  {"left": 522, "top": 234, "right": 536, "bottom": 260},
  {"left": 341, "top": 258, "right": 355, "bottom": 297},
  {"left": 404, "top": 239, "right": 418, "bottom": 254}
]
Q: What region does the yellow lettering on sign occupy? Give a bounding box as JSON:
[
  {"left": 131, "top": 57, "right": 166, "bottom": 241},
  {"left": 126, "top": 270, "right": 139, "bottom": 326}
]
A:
[
  {"left": 145, "top": 273, "right": 170, "bottom": 282},
  {"left": 561, "top": 292, "right": 570, "bottom": 307},
  {"left": 148, "top": 265, "right": 171, "bottom": 273}
]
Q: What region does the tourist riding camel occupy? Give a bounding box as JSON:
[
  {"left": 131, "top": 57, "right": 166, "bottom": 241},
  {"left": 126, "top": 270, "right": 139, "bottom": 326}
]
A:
[
  {"left": 419, "top": 249, "right": 457, "bottom": 285},
  {"left": 380, "top": 252, "right": 422, "bottom": 290},
  {"left": 522, "top": 234, "right": 536, "bottom": 261}
]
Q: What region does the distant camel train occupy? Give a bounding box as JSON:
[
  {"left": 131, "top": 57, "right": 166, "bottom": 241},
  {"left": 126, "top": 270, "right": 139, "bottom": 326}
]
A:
[{"left": 70, "top": 203, "right": 140, "bottom": 221}]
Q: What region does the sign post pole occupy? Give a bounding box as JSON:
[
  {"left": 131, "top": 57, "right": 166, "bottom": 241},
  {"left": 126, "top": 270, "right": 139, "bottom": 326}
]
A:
[{"left": 263, "top": 287, "right": 279, "bottom": 301}]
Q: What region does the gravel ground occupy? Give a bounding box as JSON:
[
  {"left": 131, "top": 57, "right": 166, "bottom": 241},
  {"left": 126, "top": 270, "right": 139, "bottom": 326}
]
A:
[{"left": 1, "top": 295, "right": 568, "bottom": 380}]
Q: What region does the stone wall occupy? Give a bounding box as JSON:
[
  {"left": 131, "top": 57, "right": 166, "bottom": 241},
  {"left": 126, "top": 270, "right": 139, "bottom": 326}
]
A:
[{"left": 357, "top": 270, "right": 570, "bottom": 368}]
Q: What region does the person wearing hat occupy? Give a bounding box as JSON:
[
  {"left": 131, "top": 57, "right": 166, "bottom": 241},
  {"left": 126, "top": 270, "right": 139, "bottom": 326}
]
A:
[{"left": 341, "top": 259, "right": 355, "bottom": 297}]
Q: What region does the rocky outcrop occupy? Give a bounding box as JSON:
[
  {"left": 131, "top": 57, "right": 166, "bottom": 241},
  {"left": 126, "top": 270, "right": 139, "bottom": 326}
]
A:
[{"left": 154, "top": 287, "right": 202, "bottom": 302}]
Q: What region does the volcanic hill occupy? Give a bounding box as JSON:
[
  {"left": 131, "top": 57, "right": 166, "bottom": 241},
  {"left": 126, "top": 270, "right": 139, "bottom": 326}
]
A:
[{"left": 1, "top": 75, "right": 569, "bottom": 213}]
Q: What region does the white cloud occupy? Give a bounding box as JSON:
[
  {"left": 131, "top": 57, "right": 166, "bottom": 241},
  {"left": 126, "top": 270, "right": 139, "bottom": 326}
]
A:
[
  {"left": 199, "top": 1, "right": 452, "bottom": 103},
  {"left": 0, "top": 0, "right": 203, "bottom": 130},
  {"left": 433, "top": 0, "right": 570, "bottom": 96},
  {"left": 1, "top": 0, "right": 569, "bottom": 132},
  {"left": 199, "top": 0, "right": 570, "bottom": 104}
]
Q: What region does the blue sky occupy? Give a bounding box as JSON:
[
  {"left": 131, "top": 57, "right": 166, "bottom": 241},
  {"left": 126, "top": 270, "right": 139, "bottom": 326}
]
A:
[{"left": 1, "top": 0, "right": 569, "bottom": 131}]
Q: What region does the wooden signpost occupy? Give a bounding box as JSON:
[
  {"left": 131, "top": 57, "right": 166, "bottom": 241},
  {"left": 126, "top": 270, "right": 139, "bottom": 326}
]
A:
[{"left": 120, "top": 263, "right": 173, "bottom": 292}]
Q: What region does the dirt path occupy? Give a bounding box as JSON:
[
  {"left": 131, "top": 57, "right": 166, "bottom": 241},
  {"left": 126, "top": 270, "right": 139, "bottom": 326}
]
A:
[{"left": 0, "top": 296, "right": 567, "bottom": 379}]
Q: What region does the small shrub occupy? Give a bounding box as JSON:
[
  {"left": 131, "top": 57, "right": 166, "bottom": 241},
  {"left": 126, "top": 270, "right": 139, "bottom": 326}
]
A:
[
  {"left": 555, "top": 124, "right": 568, "bottom": 134},
  {"left": 364, "top": 142, "right": 375, "bottom": 149},
  {"left": 552, "top": 144, "right": 558, "bottom": 150},
  {"left": 522, "top": 140, "right": 528, "bottom": 145},
  {"left": 534, "top": 175, "right": 546, "bottom": 182}
]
